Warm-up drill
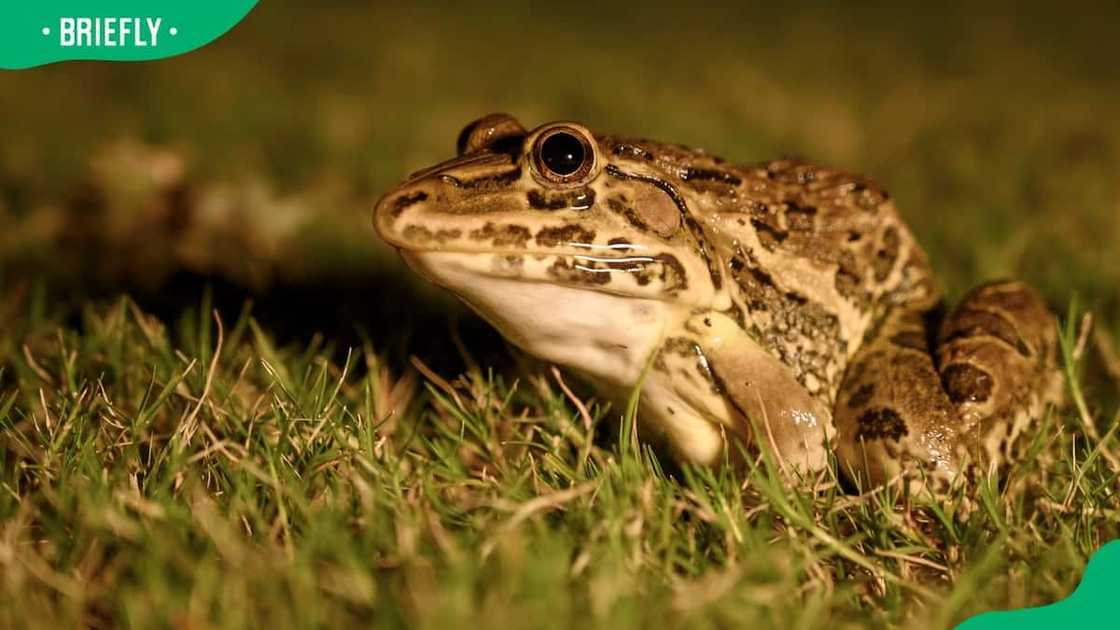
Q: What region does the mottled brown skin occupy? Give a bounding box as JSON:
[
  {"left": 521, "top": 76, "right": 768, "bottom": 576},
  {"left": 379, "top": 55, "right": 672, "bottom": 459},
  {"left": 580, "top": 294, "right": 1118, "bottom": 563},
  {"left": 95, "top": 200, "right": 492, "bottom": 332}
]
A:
[{"left": 374, "top": 113, "right": 1063, "bottom": 489}]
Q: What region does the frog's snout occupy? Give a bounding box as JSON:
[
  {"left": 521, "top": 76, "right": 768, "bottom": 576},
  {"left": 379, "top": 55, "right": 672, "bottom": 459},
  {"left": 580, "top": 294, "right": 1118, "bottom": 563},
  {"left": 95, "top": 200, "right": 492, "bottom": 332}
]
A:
[
  {"left": 373, "top": 183, "right": 432, "bottom": 246},
  {"left": 373, "top": 149, "right": 515, "bottom": 247}
]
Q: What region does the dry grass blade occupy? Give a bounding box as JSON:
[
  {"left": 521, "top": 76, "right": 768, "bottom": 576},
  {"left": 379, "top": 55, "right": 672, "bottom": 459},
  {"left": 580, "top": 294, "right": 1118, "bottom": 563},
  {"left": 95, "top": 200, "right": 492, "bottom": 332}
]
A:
[
  {"left": 482, "top": 481, "right": 598, "bottom": 556},
  {"left": 174, "top": 310, "right": 224, "bottom": 451},
  {"left": 410, "top": 355, "right": 465, "bottom": 411},
  {"left": 552, "top": 366, "right": 593, "bottom": 432}
]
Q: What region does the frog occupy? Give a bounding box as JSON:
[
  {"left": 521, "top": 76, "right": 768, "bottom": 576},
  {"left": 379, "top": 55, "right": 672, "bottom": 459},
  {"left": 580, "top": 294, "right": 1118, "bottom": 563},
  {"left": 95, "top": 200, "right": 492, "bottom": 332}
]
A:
[{"left": 373, "top": 113, "right": 1063, "bottom": 489}]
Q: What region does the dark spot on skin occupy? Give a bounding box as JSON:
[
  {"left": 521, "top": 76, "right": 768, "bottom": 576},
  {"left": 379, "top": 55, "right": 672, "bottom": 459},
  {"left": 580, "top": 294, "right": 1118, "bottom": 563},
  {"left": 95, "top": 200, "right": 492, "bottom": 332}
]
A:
[
  {"left": 547, "top": 258, "right": 611, "bottom": 285},
  {"left": 667, "top": 406, "right": 675, "bottom": 416},
  {"left": 835, "top": 267, "right": 863, "bottom": 304},
  {"left": 785, "top": 202, "right": 817, "bottom": 231},
  {"left": 679, "top": 167, "right": 742, "bottom": 187},
  {"left": 973, "top": 282, "right": 1038, "bottom": 312},
  {"left": 855, "top": 184, "right": 888, "bottom": 210},
  {"left": 748, "top": 201, "right": 771, "bottom": 219},
  {"left": 401, "top": 225, "right": 462, "bottom": 245},
  {"left": 662, "top": 337, "right": 695, "bottom": 357},
  {"left": 872, "top": 226, "right": 901, "bottom": 281},
  {"left": 390, "top": 191, "right": 428, "bottom": 218},
  {"left": 855, "top": 407, "right": 908, "bottom": 442},
  {"left": 528, "top": 189, "right": 566, "bottom": 210},
  {"left": 784, "top": 290, "right": 808, "bottom": 305},
  {"left": 604, "top": 258, "right": 646, "bottom": 275},
  {"left": 942, "top": 363, "right": 994, "bottom": 403},
  {"left": 469, "top": 223, "right": 532, "bottom": 247},
  {"left": 653, "top": 337, "right": 685, "bottom": 372},
  {"left": 751, "top": 218, "right": 788, "bottom": 250},
  {"left": 738, "top": 264, "right": 777, "bottom": 311},
  {"left": 660, "top": 337, "right": 719, "bottom": 394},
  {"left": 703, "top": 317, "right": 712, "bottom": 327},
  {"left": 402, "top": 225, "right": 431, "bottom": 243},
  {"left": 942, "top": 308, "right": 1032, "bottom": 358},
  {"left": 529, "top": 188, "right": 596, "bottom": 210},
  {"left": 654, "top": 253, "right": 688, "bottom": 292},
  {"left": 685, "top": 216, "right": 723, "bottom": 290},
  {"left": 889, "top": 330, "right": 929, "bottom": 352},
  {"left": 498, "top": 255, "right": 524, "bottom": 270},
  {"left": 607, "top": 237, "right": 635, "bottom": 251},
  {"left": 535, "top": 224, "right": 596, "bottom": 248},
  {"left": 848, "top": 383, "right": 875, "bottom": 408}
]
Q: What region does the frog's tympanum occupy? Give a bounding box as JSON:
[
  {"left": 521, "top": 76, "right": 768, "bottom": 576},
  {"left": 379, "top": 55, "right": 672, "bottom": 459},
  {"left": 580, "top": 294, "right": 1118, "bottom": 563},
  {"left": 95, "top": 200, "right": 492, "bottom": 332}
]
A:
[{"left": 374, "top": 114, "right": 1063, "bottom": 489}]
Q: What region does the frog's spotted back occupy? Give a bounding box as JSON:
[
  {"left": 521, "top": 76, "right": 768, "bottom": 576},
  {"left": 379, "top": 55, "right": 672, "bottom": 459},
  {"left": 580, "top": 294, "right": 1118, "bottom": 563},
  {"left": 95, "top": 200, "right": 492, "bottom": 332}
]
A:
[{"left": 374, "top": 114, "right": 1063, "bottom": 489}]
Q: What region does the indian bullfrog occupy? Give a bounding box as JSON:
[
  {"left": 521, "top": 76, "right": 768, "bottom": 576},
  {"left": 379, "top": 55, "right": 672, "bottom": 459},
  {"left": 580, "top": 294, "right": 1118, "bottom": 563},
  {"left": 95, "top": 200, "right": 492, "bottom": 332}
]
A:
[{"left": 374, "top": 113, "right": 1063, "bottom": 489}]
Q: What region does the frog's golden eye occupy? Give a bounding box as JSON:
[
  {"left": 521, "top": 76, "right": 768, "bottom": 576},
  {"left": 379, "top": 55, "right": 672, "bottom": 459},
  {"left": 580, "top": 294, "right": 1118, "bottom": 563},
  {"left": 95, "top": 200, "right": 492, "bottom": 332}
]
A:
[{"left": 531, "top": 126, "right": 596, "bottom": 186}]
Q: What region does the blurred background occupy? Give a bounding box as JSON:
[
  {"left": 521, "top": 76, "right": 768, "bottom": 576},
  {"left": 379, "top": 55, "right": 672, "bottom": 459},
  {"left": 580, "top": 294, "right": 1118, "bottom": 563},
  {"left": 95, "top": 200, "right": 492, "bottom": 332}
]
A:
[{"left": 1, "top": 0, "right": 1118, "bottom": 373}]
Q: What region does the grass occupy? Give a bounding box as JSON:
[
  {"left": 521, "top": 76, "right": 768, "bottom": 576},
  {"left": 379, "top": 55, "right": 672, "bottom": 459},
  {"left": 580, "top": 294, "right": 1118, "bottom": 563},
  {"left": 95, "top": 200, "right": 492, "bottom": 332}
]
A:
[
  {"left": 0, "top": 2, "right": 1119, "bottom": 628},
  {"left": 0, "top": 291, "right": 1115, "bottom": 629}
]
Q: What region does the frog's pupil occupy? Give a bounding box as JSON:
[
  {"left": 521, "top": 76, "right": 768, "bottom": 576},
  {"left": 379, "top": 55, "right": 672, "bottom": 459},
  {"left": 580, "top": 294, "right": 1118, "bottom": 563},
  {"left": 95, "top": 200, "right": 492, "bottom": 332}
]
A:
[{"left": 541, "top": 132, "right": 585, "bottom": 176}]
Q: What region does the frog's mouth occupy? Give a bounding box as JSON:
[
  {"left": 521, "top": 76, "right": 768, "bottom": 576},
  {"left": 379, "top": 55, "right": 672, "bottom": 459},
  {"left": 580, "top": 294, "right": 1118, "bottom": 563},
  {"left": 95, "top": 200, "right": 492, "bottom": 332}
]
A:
[{"left": 398, "top": 249, "right": 691, "bottom": 302}]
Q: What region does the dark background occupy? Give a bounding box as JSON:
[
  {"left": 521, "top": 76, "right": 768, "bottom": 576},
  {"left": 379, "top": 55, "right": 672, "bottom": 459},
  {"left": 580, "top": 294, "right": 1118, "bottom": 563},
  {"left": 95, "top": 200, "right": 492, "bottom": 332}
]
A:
[{"left": 1, "top": 1, "right": 1118, "bottom": 369}]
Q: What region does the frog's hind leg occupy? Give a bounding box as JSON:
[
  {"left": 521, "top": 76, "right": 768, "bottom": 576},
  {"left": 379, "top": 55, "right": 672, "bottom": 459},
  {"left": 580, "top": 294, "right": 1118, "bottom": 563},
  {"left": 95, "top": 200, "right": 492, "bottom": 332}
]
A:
[
  {"left": 834, "top": 280, "right": 1062, "bottom": 490},
  {"left": 834, "top": 307, "right": 961, "bottom": 489},
  {"left": 935, "top": 280, "right": 1062, "bottom": 473}
]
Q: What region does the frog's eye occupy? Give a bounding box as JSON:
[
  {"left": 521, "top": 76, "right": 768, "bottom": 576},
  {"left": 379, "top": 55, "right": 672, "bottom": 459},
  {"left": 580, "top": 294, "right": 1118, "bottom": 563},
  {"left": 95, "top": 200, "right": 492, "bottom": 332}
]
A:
[{"left": 531, "top": 126, "right": 596, "bottom": 186}]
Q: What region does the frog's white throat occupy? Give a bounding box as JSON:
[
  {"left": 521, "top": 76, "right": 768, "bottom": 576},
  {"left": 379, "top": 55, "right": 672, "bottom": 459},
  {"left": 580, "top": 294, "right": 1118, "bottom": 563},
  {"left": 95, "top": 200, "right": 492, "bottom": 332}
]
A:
[{"left": 402, "top": 251, "right": 672, "bottom": 388}]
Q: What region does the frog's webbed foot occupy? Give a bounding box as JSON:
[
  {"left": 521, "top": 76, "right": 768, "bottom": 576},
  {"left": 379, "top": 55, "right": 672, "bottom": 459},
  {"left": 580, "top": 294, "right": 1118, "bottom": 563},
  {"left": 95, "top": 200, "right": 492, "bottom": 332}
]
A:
[{"left": 834, "top": 280, "right": 1061, "bottom": 491}]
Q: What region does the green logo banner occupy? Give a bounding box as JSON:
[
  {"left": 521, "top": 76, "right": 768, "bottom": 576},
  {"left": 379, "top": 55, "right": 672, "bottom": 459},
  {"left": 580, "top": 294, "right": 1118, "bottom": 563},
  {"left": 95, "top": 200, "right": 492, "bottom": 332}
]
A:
[
  {"left": 957, "top": 539, "right": 1120, "bottom": 628},
  {"left": 0, "top": 1, "right": 258, "bottom": 69}
]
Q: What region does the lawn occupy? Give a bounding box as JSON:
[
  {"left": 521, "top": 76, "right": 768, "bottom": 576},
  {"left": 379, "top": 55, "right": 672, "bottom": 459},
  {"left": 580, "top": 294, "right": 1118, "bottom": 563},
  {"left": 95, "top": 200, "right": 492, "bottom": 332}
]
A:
[{"left": 0, "top": 2, "right": 1118, "bottom": 628}]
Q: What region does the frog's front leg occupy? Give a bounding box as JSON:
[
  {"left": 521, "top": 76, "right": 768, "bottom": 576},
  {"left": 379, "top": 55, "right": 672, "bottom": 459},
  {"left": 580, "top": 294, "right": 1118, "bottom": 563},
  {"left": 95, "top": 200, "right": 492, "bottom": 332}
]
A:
[
  {"left": 647, "top": 312, "right": 835, "bottom": 475},
  {"left": 834, "top": 280, "right": 1062, "bottom": 489}
]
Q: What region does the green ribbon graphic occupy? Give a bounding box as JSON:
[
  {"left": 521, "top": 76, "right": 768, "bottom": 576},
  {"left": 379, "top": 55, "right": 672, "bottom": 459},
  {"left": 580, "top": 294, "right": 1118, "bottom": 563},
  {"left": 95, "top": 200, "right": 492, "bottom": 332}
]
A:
[
  {"left": 1, "top": 1, "right": 258, "bottom": 69},
  {"left": 957, "top": 539, "right": 1120, "bottom": 628}
]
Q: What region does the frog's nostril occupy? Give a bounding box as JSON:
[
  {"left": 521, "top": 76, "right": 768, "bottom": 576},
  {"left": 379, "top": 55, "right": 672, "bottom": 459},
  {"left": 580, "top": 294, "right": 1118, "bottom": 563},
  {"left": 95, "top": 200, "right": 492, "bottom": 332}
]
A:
[{"left": 457, "top": 113, "right": 527, "bottom": 156}]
